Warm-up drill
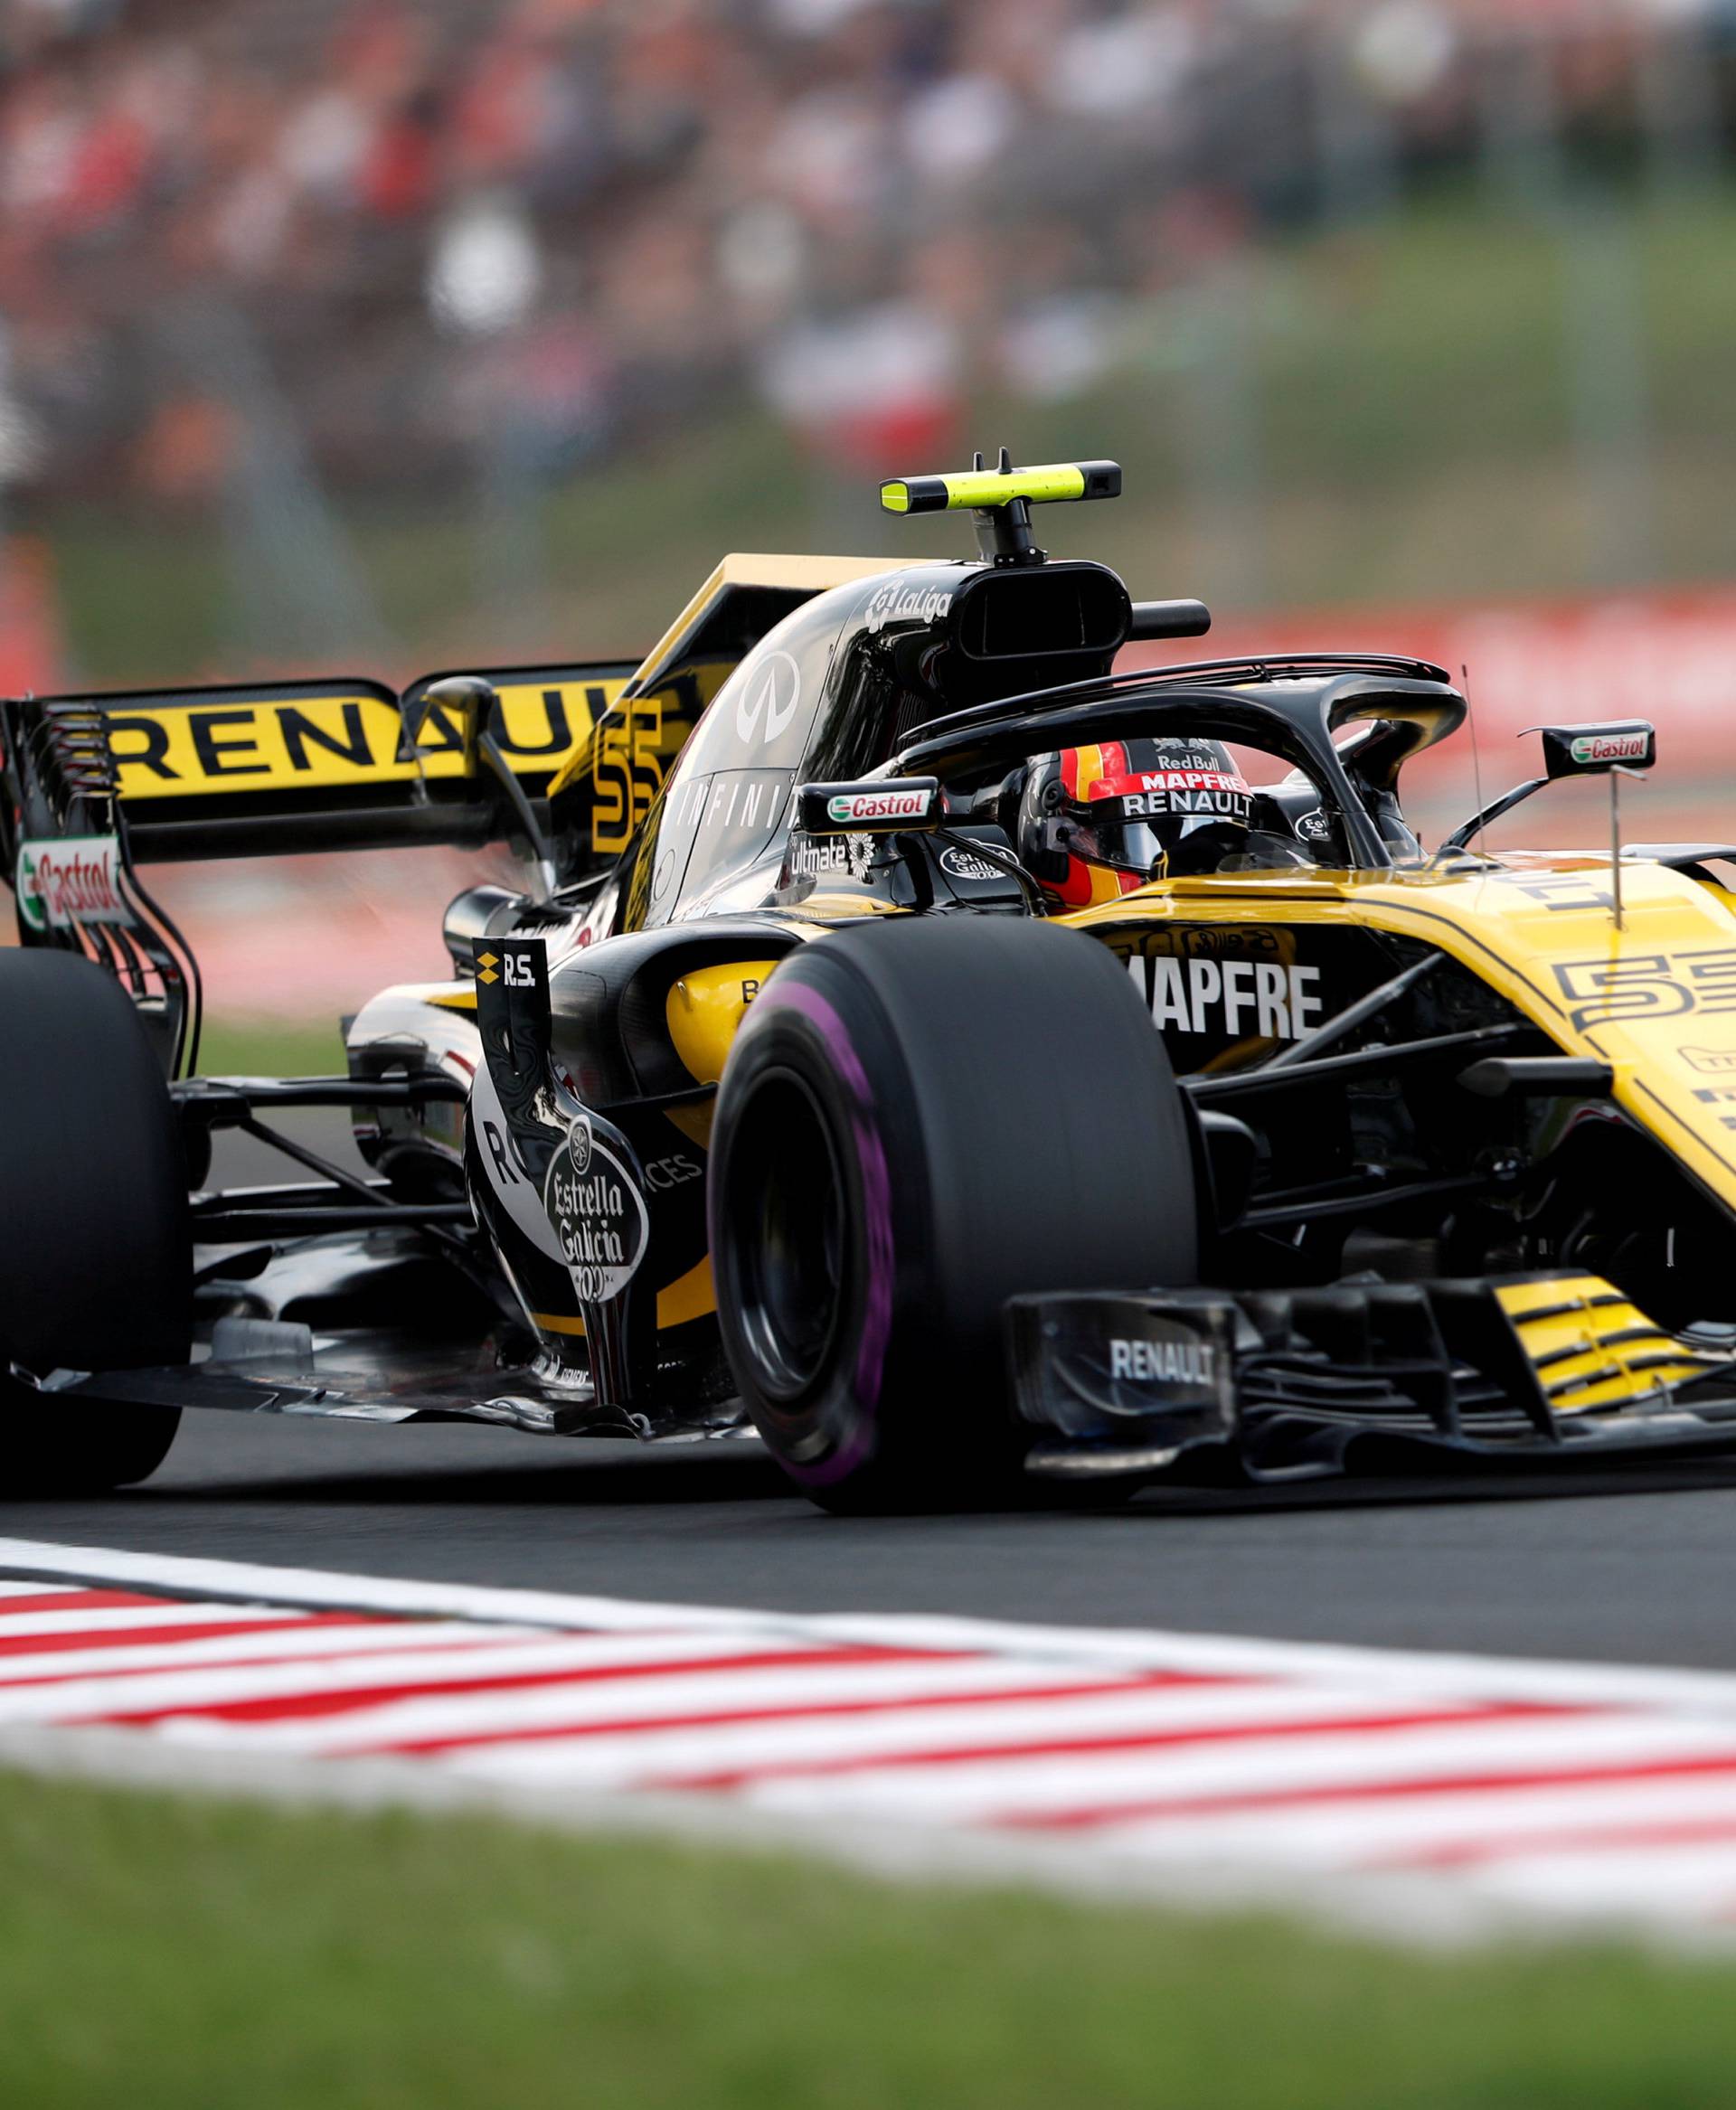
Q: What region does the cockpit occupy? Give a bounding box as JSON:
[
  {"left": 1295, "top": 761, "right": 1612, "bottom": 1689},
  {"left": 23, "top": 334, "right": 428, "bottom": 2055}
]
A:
[{"left": 554, "top": 460, "right": 1459, "bottom": 935}]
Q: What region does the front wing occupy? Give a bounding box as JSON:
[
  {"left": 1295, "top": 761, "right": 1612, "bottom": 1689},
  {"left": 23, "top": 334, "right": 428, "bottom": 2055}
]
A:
[{"left": 1009, "top": 1272, "right": 1736, "bottom": 1484}]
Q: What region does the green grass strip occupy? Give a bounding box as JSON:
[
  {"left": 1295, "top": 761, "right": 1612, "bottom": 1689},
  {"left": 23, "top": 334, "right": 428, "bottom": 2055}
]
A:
[
  {"left": 4, "top": 1767, "right": 1736, "bottom": 2107},
  {"left": 194, "top": 1018, "right": 348, "bottom": 1079}
]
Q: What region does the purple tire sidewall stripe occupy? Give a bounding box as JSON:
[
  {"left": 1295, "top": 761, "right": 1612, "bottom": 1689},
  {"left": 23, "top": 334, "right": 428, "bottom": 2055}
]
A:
[{"left": 729, "top": 979, "right": 896, "bottom": 1487}]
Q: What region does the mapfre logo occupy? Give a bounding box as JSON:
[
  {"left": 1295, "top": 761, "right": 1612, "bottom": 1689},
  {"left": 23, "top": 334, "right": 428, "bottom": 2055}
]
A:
[
  {"left": 1136, "top": 769, "right": 1250, "bottom": 796},
  {"left": 14, "top": 837, "right": 129, "bottom": 932},
  {"left": 1129, "top": 951, "right": 1324, "bottom": 1042}
]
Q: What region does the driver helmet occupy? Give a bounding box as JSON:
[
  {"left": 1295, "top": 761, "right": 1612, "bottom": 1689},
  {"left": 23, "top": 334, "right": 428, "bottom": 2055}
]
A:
[{"left": 1016, "top": 737, "right": 1256, "bottom": 907}]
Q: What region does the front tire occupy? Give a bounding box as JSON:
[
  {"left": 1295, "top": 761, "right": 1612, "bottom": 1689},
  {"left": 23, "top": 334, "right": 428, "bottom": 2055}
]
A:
[
  {"left": 709, "top": 917, "right": 1198, "bottom": 1511},
  {"left": 0, "top": 951, "right": 189, "bottom": 1493}
]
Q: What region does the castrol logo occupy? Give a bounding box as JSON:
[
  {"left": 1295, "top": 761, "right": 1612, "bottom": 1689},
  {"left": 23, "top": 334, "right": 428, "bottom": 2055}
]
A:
[
  {"left": 826, "top": 787, "right": 933, "bottom": 825},
  {"left": 1570, "top": 731, "right": 1649, "bottom": 766}
]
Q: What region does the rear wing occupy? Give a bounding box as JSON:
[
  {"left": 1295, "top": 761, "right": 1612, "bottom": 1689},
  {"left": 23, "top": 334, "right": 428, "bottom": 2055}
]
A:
[
  {"left": 0, "top": 660, "right": 629, "bottom": 1079},
  {"left": 52, "top": 660, "right": 637, "bottom": 862},
  {"left": 1, "top": 555, "right": 899, "bottom": 1077}
]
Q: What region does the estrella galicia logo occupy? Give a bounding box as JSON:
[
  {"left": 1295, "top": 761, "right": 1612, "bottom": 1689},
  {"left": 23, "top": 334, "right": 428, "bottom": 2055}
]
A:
[
  {"left": 939, "top": 843, "right": 1005, "bottom": 883},
  {"left": 544, "top": 1124, "right": 647, "bottom": 1305}
]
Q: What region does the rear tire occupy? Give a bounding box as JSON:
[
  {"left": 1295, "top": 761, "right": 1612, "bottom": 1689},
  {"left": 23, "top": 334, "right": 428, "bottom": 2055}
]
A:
[
  {"left": 709, "top": 917, "right": 1198, "bottom": 1512},
  {"left": 0, "top": 951, "right": 188, "bottom": 1493}
]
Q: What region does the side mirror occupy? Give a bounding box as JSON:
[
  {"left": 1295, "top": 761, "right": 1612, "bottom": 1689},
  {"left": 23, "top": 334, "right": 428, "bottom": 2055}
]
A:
[
  {"left": 417, "top": 674, "right": 557, "bottom": 900},
  {"left": 406, "top": 674, "right": 495, "bottom": 766},
  {"left": 1441, "top": 717, "right": 1658, "bottom": 863}
]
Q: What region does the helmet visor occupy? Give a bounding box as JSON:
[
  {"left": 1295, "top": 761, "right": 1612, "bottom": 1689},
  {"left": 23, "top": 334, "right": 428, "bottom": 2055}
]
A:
[{"left": 1046, "top": 805, "right": 1250, "bottom": 881}]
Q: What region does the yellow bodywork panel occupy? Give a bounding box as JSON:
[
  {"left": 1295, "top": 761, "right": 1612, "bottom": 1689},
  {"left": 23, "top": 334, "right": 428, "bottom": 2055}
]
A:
[
  {"left": 1495, "top": 1274, "right": 1722, "bottom": 1411},
  {"left": 1067, "top": 857, "right": 1736, "bottom": 1215},
  {"left": 655, "top": 1254, "right": 716, "bottom": 1331},
  {"left": 666, "top": 961, "right": 780, "bottom": 1088}
]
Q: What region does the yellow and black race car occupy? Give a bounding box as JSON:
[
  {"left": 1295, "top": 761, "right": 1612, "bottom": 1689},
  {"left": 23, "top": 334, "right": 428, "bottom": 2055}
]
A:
[{"left": 5, "top": 457, "right": 1736, "bottom": 1511}]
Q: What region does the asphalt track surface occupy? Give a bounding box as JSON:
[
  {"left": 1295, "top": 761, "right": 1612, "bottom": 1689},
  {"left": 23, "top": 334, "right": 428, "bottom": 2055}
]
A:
[
  {"left": 15, "top": 1408, "right": 1736, "bottom": 1671},
  {"left": 13, "top": 1117, "right": 1736, "bottom": 1672}
]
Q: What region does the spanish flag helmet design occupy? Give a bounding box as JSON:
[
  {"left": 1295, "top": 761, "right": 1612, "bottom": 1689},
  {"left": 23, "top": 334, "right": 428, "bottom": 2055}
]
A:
[{"left": 1016, "top": 737, "right": 1256, "bottom": 908}]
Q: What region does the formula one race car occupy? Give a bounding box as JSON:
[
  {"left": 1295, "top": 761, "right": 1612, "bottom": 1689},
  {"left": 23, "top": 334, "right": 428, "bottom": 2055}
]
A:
[{"left": 7, "top": 456, "right": 1736, "bottom": 1511}]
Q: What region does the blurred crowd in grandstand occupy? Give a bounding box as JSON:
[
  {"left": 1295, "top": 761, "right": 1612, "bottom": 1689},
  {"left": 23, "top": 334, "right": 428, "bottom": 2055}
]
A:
[
  {"left": 1, "top": 0, "right": 1732, "bottom": 513},
  {"left": 5, "top": 0, "right": 1736, "bottom": 989}
]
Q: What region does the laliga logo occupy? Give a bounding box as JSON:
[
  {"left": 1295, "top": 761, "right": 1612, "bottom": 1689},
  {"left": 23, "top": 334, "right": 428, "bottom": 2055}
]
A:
[
  {"left": 735, "top": 651, "right": 801, "bottom": 748},
  {"left": 863, "top": 581, "right": 953, "bottom": 632}
]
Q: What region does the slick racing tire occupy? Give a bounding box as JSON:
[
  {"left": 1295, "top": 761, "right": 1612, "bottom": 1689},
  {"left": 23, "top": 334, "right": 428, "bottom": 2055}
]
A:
[
  {"left": 709, "top": 916, "right": 1198, "bottom": 1512},
  {"left": 0, "top": 950, "right": 189, "bottom": 1493}
]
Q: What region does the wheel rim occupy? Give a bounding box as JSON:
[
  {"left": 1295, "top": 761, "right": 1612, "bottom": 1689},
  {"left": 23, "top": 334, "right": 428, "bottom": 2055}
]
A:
[{"left": 723, "top": 1068, "right": 851, "bottom": 1407}]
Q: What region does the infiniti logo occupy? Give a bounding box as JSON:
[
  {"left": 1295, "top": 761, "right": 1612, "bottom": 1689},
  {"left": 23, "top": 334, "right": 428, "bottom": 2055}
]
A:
[{"left": 735, "top": 651, "right": 802, "bottom": 747}]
